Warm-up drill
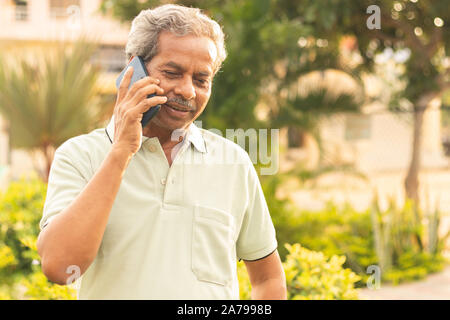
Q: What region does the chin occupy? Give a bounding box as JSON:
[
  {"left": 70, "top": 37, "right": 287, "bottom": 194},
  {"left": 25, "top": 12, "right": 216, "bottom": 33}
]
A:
[{"left": 150, "top": 116, "right": 190, "bottom": 131}]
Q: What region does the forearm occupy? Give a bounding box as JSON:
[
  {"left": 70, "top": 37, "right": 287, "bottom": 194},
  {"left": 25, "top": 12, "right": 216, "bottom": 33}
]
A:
[
  {"left": 251, "top": 278, "right": 287, "bottom": 300},
  {"left": 37, "top": 147, "right": 132, "bottom": 285}
]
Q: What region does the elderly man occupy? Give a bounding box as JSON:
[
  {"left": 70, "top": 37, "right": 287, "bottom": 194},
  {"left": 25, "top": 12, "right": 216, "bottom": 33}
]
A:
[{"left": 37, "top": 4, "right": 286, "bottom": 300}]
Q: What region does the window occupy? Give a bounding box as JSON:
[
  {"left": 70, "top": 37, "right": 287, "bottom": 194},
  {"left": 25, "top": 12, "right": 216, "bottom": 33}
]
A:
[
  {"left": 49, "top": 0, "right": 80, "bottom": 18},
  {"left": 90, "top": 46, "right": 127, "bottom": 73},
  {"left": 14, "top": 1, "right": 28, "bottom": 21}
]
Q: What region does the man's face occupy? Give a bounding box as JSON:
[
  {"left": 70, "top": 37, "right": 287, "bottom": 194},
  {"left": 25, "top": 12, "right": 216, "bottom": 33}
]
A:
[{"left": 145, "top": 31, "right": 217, "bottom": 131}]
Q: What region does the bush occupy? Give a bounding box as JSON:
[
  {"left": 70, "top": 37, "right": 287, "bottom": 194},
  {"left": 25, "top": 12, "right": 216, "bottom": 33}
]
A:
[
  {"left": 237, "top": 260, "right": 252, "bottom": 300},
  {"left": 0, "top": 178, "right": 76, "bottom": 299},
  {"left": 283, "top": 244, "right": 360, "bottom": 300},
  {"left": 261, "top": 175, "right": 449, "bottom": 287},
  {"left": 237, "top": 244, "right": 360, "bottom": 300},
  {"left": 0, "top": 178, "right": 45, "bottom": 279},
  {"left": 20, "top": 272, "right": 76, "bottom": 300}
]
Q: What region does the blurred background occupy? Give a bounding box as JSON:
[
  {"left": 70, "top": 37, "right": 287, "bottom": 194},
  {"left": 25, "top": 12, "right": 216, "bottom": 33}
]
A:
[{"left": 0, "top": 0, "right": 449, "bottom": 300}]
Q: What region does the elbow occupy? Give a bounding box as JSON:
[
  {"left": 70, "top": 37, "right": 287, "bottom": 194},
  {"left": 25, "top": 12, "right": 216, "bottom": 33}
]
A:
[
  {"left": 40, "top": 252, "right": 90, "bottom": 286},
  {"left": 37, "top": 233, "right": 84, "bottom": 286},
  {"left": 40, "top": 255, "right": 85, "bottom": 286},
  {"left": 36, "top": 232, "right": 66, "bottom": 285},
  {"left": 40, "top": 257, "right": 71, "bottom": 286}
]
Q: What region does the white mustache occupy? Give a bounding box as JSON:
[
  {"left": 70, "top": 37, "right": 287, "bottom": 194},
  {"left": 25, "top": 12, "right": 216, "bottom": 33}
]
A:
[{"left": 166, "top": 97, "right": 196, "bottom": 110}]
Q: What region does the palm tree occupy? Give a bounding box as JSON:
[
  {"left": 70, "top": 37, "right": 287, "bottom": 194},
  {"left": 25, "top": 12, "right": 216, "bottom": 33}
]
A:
[{"left": 0, "top": 39, "right": 111, "bottom": 182}]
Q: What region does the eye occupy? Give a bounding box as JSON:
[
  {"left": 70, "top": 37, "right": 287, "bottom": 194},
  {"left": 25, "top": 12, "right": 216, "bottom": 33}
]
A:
[
  {"left": 195, "top": 78, "right": 209, "bottom": 87},
  {"left": 163, "top": 70, "right": 180, "bottom": 77}
]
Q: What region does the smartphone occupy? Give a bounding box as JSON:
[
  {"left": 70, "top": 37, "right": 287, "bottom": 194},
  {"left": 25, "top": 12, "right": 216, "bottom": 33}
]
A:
[{"left": 116, "top": 56, "right": 161, "bottom": 128}]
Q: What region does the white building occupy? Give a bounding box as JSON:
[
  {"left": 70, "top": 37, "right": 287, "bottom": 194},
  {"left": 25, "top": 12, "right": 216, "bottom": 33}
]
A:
[
  {"left": 277, "top": 69, "right": 450, "bottom": 212},
  {"left": 279, "top": 69, "right": 449, "bottom": 174}
]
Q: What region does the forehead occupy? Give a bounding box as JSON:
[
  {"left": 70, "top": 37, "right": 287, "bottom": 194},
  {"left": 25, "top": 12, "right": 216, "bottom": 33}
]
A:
[{"left": 153, "top": 31, "right": 217, "bottom": 74}]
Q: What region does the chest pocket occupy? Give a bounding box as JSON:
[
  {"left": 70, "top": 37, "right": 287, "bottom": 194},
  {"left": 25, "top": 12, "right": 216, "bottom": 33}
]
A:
[{"left": 191, "top": 205, "right": 235, "bottom": 286}]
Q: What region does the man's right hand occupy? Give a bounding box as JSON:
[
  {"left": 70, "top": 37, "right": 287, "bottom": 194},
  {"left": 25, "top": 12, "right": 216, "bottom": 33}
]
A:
[
  {"left": 37, "top": 66, "right": 167, "bottom": 284},
  {"left": 112, "top": 66, "right": 167, "bottom": 156}
]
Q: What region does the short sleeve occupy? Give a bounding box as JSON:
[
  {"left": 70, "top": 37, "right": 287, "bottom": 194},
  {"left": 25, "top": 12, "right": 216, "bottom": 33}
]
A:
[
  {"left": 39, "top": 142, "right": 90, "bottom": 230},
  {"left": 236, "top": 162, "right": 278, "bottom": 261}
]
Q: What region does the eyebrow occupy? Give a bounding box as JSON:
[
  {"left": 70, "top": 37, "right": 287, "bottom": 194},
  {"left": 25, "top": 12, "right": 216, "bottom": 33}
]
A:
[{"left": 161, "top": 61, "right": 211, "bottom": 78}]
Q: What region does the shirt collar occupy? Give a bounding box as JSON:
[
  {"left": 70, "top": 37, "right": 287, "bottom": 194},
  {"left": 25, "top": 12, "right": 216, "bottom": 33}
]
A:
[
  {"left": 105, "top": 116, "right": 206, "bottom": 153},
  {"left": 185, "top": 121, "right": 207, "bottom": 153}
]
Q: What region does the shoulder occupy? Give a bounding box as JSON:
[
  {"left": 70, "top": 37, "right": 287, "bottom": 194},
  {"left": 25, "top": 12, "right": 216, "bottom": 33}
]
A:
[
  {"left": 53, "top": 128, "right": 110, "bottom": 177},
  {"left": 56, "top": 128, "right": 108, "bottom": 158}
]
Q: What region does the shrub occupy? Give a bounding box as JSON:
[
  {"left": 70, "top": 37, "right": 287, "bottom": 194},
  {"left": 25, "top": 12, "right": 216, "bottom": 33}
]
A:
[
  {"left": 236, "top": 244, "right": 360, "bottom": 300},
  {"left": 0, "top": 178, "right": 76, "bottom": 299},
  {"left": 237, "top": 260, "right": 252, "bottom": 300},
  {"left": 261, "top": 175, "right": 449, "bottom": 287},
  {"left": 20, "top": 272, "right": 76, "bottom": 300},
  {"left": 0, "top": 178, "right": 45, "bottom": 280},
  {"left": 283, "top": 243, "right": 360, "bottom": 300}
]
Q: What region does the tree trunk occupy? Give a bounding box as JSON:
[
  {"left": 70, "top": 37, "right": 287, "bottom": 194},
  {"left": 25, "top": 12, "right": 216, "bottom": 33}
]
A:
[
  {"left": 404, "top": 93, "right": 437, "bottom": 204},
  {"left": 404, "top": 106, "right": 424, "bottom": 203},
  {"left": 42, "top": 144, "right": 55, "bottom": 183}
]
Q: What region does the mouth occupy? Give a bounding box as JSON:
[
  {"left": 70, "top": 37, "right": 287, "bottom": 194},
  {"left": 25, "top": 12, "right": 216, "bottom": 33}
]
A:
[
  {"left": 162, "top": 102, "right": 194, "bottom": 119},
  {"left": 163, "top": 102, "right": 192, "bottom": 113}
]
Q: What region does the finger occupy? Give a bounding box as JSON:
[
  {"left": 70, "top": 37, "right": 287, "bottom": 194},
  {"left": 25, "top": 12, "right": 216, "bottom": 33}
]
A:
[
  {"left": 119, "top": 85, "right": 163, "bottom": 119},
  {"left": 125, "top": 76, "right": 161, "bottom": 101},
  {"left": 129, "top": 95, "right": 167, "bottom": 117},
  {"left": 129, "top": 84, "right": 165, "bottom": 105},
  {"left": 117, "top": 66, "right": 134, "bottom": 103}
]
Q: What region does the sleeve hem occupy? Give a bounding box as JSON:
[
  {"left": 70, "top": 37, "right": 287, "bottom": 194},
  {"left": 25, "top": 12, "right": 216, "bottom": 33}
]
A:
[
  {"left": 237, "top": 239, "right": 278, "bottom": 261},
  {"left": 39, "top": 214, "right": 56, "bottom": 231}
]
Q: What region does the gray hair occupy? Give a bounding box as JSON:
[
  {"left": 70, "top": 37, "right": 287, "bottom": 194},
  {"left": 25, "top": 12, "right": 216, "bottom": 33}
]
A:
[{"left": 125, "top": 4, "right": 227, "bottom": 75}]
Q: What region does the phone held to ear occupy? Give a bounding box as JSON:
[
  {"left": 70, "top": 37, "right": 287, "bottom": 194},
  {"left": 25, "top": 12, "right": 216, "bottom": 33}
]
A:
[{"left": 116, "top": 56, "right": 161, "bottom": 128}]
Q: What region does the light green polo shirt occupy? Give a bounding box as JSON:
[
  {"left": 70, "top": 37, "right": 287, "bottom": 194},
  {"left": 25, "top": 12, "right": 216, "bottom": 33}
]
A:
[{"left": 40, "top": 117, "right": 278, "bottom": 300}]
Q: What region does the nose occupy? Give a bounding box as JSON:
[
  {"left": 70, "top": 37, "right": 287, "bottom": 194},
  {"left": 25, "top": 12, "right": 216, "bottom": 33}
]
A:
[{"left": 174, "top": 76, "right": 196, "bottom": 101}]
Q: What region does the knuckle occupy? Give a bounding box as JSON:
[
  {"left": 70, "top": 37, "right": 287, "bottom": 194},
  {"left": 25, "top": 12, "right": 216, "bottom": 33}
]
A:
[
  {"left": 130, "top": 81, "right": 144, "bottom": 92},
  {"left": 147, "top": 84, "right": 157, "bottom": 94},
  {"left": 128, "top": 86, "right": 138, "bottom": 96},
  {"left": 137, "top": 89, "right": 146, "bottom": 96},
  {"left": 140, "top": 85, "right": 155, "bottom": 98}
]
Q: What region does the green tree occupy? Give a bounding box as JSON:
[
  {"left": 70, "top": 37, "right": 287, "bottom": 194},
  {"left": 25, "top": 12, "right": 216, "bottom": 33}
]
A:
[
  {"left": 283, "top": 0, "right": 450, "bottom": 203},
  {"left": 0, "top": 39, "right": 110, "bottom": 181}
]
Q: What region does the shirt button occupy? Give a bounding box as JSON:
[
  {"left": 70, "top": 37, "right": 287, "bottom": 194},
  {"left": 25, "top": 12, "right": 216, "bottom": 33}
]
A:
[
  {"left": 148, "top": 144, "right": 157, "bottom": 152},
  {"left": 161, "top": 178, "right": 167, "bottom": 185}
]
